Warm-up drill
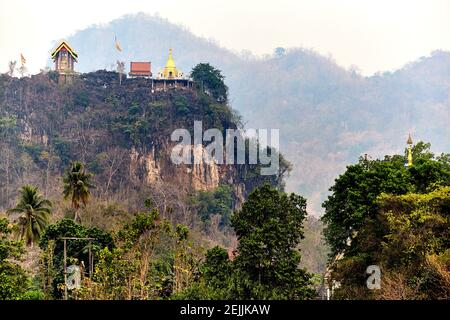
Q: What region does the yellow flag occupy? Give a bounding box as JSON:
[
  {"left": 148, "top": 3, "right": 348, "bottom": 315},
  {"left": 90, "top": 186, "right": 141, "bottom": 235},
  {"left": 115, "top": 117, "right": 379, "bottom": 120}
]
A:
[
  {"left": 21, "top": 53, "right": 26, "bottom": 65},
  {"left": 115, "top": 36, "right": 122, "bottom": 52}
]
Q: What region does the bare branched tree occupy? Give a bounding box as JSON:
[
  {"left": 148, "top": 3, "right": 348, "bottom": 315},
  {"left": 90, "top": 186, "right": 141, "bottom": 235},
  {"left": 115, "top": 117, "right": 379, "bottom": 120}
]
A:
[
  {"left": 97, "top": 147, "right": 128, "bottom": 197},
  {"left": 18, "top": 64, "right": 27, "bottom": 78},
  {"left": 116, "top": 61, "right": 125, "bottom": 85},
  {"left": 7, "top": 61, "right": 17, "bottom": 76}
]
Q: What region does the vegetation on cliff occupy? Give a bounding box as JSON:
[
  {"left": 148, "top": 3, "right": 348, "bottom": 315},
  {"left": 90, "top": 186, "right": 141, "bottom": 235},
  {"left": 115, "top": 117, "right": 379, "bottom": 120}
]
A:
[{"left": 322, "top": 142, "right": 450, "bottom": 299}]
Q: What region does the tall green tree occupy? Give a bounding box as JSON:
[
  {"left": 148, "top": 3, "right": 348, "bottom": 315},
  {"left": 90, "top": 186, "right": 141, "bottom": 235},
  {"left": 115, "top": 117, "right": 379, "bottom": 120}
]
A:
[
  {"left": 321, "top": 155, "right": 412, "bottom": 257},
  {"left": 39, "top": 218, "right": 114, "bottom": 298},
  {"left": 201, "top": 246, "right": 233, "bottom": 298},
  {"left": 191, "top": 63, "right": 228, "bottom": 102},
  {"left": 7, "top": 185, "right": 52, "bottom": 246},
  {"left": 230, "top": 184, "right": 314, "bottom": 299},
  {"left": 168, "top": 185, "right": 315, "bottom": 300},
  {"left": 62, "top": 161, "right": 94, "bottom": 222}
]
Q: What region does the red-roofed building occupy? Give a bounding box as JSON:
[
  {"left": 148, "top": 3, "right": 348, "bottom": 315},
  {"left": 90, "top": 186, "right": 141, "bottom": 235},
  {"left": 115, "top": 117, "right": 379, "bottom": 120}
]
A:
[{"left": 129, "top": 62, "right": 152, "bottom": 78}]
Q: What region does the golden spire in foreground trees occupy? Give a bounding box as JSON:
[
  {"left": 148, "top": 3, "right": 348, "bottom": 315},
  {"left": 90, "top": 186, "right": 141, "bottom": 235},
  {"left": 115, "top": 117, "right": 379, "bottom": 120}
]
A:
[{"left": 406, "top": 133, "right": 413, "bottom": 167}]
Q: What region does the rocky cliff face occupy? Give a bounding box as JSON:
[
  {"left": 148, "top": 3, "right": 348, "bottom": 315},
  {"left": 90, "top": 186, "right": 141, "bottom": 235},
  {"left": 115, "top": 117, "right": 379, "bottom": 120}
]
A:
[
  {"left": 128, "top": 144, "right": 221, "bottom": 190},
  {"left": 128, "top": 142, "right": 246, "bottom": 209}
]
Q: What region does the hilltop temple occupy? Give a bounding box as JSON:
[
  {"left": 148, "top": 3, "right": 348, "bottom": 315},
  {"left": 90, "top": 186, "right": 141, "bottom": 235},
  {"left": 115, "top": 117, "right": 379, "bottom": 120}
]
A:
[
  {"left": 51, "top": 40, "right": 78, "bottom": 83},
  {"left": 51, "top": 42, "right": 193, "bottom": 90}
]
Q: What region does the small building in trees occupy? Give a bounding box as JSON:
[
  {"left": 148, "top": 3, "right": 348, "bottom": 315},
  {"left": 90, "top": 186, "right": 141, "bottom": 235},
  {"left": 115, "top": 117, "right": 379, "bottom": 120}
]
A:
[
  {"left": 129, "top": 61, "right": 152, "bottom": 78},
  {"left": 51, "top": 40, "right": 78, "bottom": 83}
]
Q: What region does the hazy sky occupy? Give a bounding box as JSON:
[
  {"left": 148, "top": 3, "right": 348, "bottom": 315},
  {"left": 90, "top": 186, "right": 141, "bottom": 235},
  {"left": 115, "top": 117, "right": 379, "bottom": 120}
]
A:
[{"left": 1, "top": 0, "right": 450, "bottom": 75}]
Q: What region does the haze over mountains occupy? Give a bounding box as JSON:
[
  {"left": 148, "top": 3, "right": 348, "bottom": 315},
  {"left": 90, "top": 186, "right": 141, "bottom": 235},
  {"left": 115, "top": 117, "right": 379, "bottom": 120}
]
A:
[{"left": 59, "top": 13, "right": 450, "bottom": 215}]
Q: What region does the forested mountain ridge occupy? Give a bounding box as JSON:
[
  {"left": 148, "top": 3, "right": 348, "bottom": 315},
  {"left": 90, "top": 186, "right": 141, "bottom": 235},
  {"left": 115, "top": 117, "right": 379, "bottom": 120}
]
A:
[{"left": 61, "top": 13, "right": 450, "bottom": 215}]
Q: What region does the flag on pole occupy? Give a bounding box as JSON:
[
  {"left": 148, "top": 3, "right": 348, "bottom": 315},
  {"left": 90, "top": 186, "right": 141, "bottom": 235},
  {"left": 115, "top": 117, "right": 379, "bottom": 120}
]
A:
[
  {"left": 115, "top": 35, "right": 122, "bottom": 52},
  {"left": 20, "top": 53, "right": 26, "bottom": 65}
]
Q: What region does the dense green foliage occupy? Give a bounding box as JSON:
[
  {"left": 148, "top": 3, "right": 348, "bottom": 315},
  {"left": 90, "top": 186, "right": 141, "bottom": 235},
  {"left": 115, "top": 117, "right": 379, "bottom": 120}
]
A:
[
  {"left": 322, "top": 142, "right": 450, "bottom": 299},
  {"left": 375, "top": 187, "right": 450, "bottom": 299},
  {"left": 322, "top": 142, "right": 450, "bottom": 257},
  {"left": 202, "top": 246, "right": 232, "bottom": 292},
  {"left": 174, "top": 245, "right": 232, "bottom": 300},
  {"left": 39, "top": 219, "right": 114, "bottom": 297},
  {"left": 231, "top": 184, "right": 314, "bottom": 299},
  {"left": 178, "top": 185, "right": 315, "bottom": 300},
  {"left": 380, "top": 187, "right": 450, "bottom": 268},
  {"left": 76, "top": 210, "right": 198, "bottom": 300},
  {"left": 0, "top": 218, "right": 28, "bottom": 299},
  {"left": 240, "top": 146, "right": 292, "bottom": 192},
  {"left": 69, "top": 186, "right": 314, "bottom": 300},
  {"left": 195, "top": 185, "right": 233, "bottom": 228},
  {"left": 191, "top": 63, "right": 228, "bottom": 102}
]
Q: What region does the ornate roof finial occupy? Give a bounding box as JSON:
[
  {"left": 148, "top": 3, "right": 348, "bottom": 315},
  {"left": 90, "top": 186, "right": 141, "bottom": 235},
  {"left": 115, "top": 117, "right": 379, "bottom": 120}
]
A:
[{"left": 407, "top": 133, "right": 413, "bottom": 145}]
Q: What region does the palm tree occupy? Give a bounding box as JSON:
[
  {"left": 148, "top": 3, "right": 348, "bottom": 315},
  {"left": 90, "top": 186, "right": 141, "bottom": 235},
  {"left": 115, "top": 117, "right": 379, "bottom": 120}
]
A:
[
  {"left": 63, "top": 161, "right": 94, "bottom": 222},
  {"left": 7, "top": 185, "right": 52, "bottom": 246}
]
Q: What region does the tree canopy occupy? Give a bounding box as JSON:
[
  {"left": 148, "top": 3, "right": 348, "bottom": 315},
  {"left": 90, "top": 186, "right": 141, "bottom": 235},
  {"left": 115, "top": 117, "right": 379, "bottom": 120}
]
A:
[
  {"left": 321, "top": 142, "right": 450, "bottom": 299},
  {"left": 191, "top": 63, "right": 228, "bottom": 102},
  {"left": 231, "top": 184, "right": 314, "bottom": 299},
  {"left": 322, "top": 142, "right": 450, "bottom": 257}
]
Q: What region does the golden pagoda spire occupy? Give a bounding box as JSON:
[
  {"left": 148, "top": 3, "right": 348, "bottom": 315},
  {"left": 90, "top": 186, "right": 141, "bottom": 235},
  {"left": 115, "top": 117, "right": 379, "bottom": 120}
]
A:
[
  {"left": 160, "top": 48, "right": 181, "bottom": 79},
  {"left": 406, "top": 133, "right": 413, "bottom": 167},
  {"left": 166, "top": 49, "right": 175, "bottom": 68}
]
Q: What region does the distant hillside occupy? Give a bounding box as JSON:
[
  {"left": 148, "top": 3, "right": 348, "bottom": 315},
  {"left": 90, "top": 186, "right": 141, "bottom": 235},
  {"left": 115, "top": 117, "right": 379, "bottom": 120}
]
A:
[{"left": 60, "top": 13, "right": 450, "bottom": 215}]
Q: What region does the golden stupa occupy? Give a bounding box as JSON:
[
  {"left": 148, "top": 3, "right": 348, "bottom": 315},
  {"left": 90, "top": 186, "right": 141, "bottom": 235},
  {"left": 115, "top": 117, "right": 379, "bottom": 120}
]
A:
[{"left": 159, "top": 49, "right": 183, "bottom": 79}]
